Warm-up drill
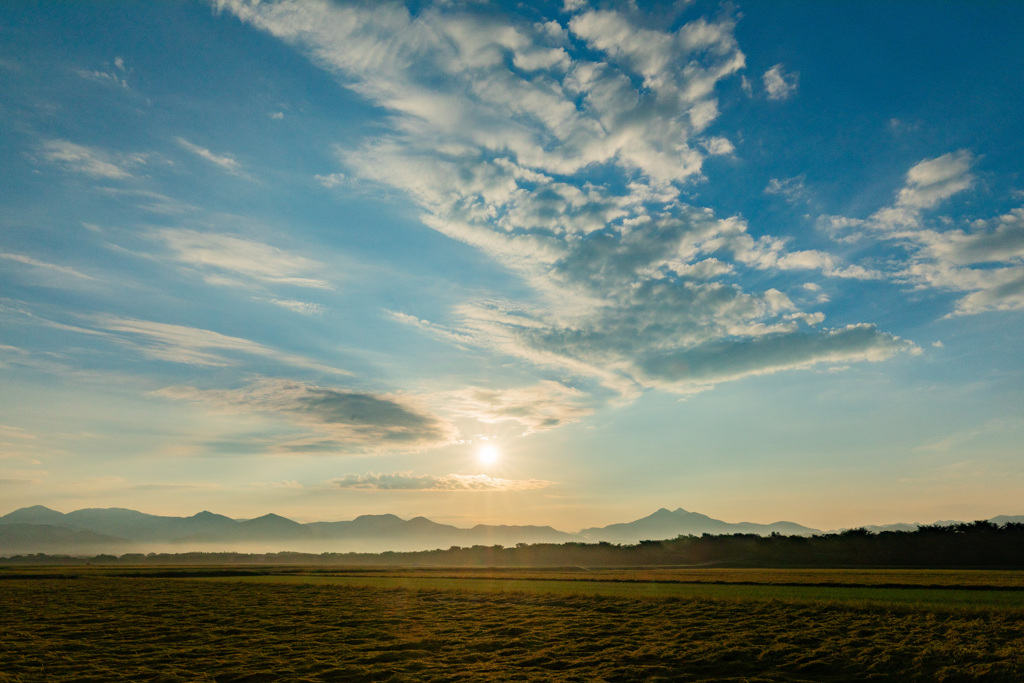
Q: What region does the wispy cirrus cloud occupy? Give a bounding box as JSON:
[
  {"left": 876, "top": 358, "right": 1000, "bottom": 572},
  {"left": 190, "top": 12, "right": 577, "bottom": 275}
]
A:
[
  {"left": 270, "top": 299, "right": 324, "bottom": 315},
  {"left": 76, "top": 56, "right": 129, "bottom": 89},
  {"left": 0, "top": 425, "right": 37, "bottom": 442},
  {"left": 0, "top": 425, "right": 45, "bottom": 465},
  {"left": 764, "top": 175, "right": 809, "bottom": 205},
  {"left": 444, "top": 380, "right": 593, "bottom": 435},
  {"left": 92, "top": 315, "right": 348, "bottom": 375},
  {"left": 131, "top": 481, "right": 224, "bottom": 492},
  {"left": 98, "top": 188, "right": 200, "bottom": 216},
  {"left": 156, "top": 229, "right": 332, "bottom": 290},
  {"left": 315, "top": 172, "right": 346, "bottom": 188},
  {"left": 330, "top": 471, "right": 552, "bottom": 491},
  {"left": 0, "top": 252, "right": 95, "bottom": 281},
  {"left": 0, "top": 468, "right": 49, "bottom": 485},
  {"left": 38, "top": 139, "right": 136, "bottom": 179},
  {"left": 175, "top": 137, "right": 242, "bottom": 174}
]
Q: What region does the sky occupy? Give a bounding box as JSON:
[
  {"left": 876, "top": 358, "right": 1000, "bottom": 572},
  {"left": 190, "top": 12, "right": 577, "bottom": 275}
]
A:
[{"left": 1, "top": 0, "right": 1022, "bottom": 532}]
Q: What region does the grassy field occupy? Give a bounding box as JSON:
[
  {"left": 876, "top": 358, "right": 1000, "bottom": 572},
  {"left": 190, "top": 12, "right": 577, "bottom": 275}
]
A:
[{"left": 2, "top": 567, "right": 1023, "bottom": 681}]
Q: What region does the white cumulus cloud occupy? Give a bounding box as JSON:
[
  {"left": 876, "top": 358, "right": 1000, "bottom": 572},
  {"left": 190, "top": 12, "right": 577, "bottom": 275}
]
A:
[
  {"left": 762, "top": 63, "right": 798, "bottom": 100},
  {"left": 215, "top": 0, "right": 913, "bottom": 399},
  {"left": 820, "top": 151, "right": 1024, "bottom": 315}
]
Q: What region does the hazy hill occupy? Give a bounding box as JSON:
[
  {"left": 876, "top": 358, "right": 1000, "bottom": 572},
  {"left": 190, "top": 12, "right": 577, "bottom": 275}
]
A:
[
  {"left": 990, "top": 515, "right": 1024, "bottom": 525},
  {"left": 233, "top": 513, "right": 306, "bottom": 539},
  {"left": 468, "top": 524, "right": 573, "bottom": 546},
  {"left": 0, "top": 523, "right": 132, "bottom": 555},
  {"left": 301, "top": 515, "right": 574, "bottom": 549},
  {"left": 305, "top": 513, "right": 407, "bottom": 537},
  {"left": 47, "top": 507, "right": 237, "bottom": 541},
  {"left": 304, "top": 514, "right": 442, "bottom": 540},
  {"left": 0, "top": 506, "right": 575, "bottom": 554},
  {"left": 579, "top": 507, "right": 820, "bottom": 543},
  {"left": 860, "top": 523, "right": 922, "bottom": 533},
  {"left": 841, "top": 517, "right": 1024, "bottom": 534}
]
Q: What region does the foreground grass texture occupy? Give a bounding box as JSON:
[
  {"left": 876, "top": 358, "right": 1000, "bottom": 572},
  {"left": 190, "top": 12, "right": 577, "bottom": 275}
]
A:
[{"left": 3, "top": 574, "right": 1024, "bottom": 682}]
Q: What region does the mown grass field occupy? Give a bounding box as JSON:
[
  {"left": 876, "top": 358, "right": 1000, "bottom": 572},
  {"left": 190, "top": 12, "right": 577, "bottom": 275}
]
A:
[{"left": 2, "top": 567, "right": 1023, "bottom": 681}]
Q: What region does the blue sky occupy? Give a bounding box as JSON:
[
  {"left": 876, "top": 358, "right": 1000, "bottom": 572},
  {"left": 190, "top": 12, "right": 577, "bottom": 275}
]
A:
[{"left": 1, "top": 0, "right": 1022, "bottom": 531}]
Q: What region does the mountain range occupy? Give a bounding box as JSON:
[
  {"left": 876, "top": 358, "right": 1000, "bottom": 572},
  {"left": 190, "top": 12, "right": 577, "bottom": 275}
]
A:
[
  {"left": 0, "top": 505, "right": 577, "bottom": 555},
  {"left": 2, "top": 505, "right": 1020, "bottom": 557}
]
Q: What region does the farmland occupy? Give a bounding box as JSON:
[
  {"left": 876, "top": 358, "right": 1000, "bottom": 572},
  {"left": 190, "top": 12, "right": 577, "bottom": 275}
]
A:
[{"left": 2, "top": 567, "right": 1024, "bottom": 681}]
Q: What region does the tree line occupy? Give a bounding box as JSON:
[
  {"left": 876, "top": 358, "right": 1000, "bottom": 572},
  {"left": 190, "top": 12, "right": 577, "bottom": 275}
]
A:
[{"left": 2, "top": 521, "right": 1022, "bottom": 568}]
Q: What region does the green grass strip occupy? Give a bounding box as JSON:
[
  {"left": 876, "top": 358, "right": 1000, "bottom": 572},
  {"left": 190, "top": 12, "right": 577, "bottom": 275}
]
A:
[{"left": 202, "top": 573, "right": 1024, "bottom": 610}]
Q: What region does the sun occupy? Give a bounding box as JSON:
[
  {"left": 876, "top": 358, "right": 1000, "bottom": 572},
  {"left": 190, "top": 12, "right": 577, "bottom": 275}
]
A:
[{"left": 477, "top": 444, "right": 500, "bottom": 466}]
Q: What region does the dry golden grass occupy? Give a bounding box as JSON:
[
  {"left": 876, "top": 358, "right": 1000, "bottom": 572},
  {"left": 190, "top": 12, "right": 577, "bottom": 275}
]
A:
[{"left": 2, "top": 571, "right": 1024, "bottom": 681}]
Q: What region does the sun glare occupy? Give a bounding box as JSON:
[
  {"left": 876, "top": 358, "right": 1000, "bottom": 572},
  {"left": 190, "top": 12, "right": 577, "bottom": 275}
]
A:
[{"left": 478, "top": 444, "right": 500, "bottom": 466}]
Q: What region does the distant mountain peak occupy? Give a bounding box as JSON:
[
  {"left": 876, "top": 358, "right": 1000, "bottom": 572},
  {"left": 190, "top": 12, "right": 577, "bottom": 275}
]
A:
[
  {"left": 579, "top": 507, "right": 821, "bottom": 542},
  {"left": 2, "top": 505, "right": 67, "bottom": 524},
  {"left": 191, "top": 510, "right": 230, "bottom": 519},
  {"left": 244, "top": 513, "right": 298, "bottom": 524},
  {"left": 352, "top": 513, "right": 404, "bottom": 523}
]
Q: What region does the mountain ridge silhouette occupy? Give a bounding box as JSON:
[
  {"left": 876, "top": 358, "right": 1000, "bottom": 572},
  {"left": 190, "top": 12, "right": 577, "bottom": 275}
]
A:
[{"left": 2, "top": 504, "right": 1019, "bottom": 556}]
